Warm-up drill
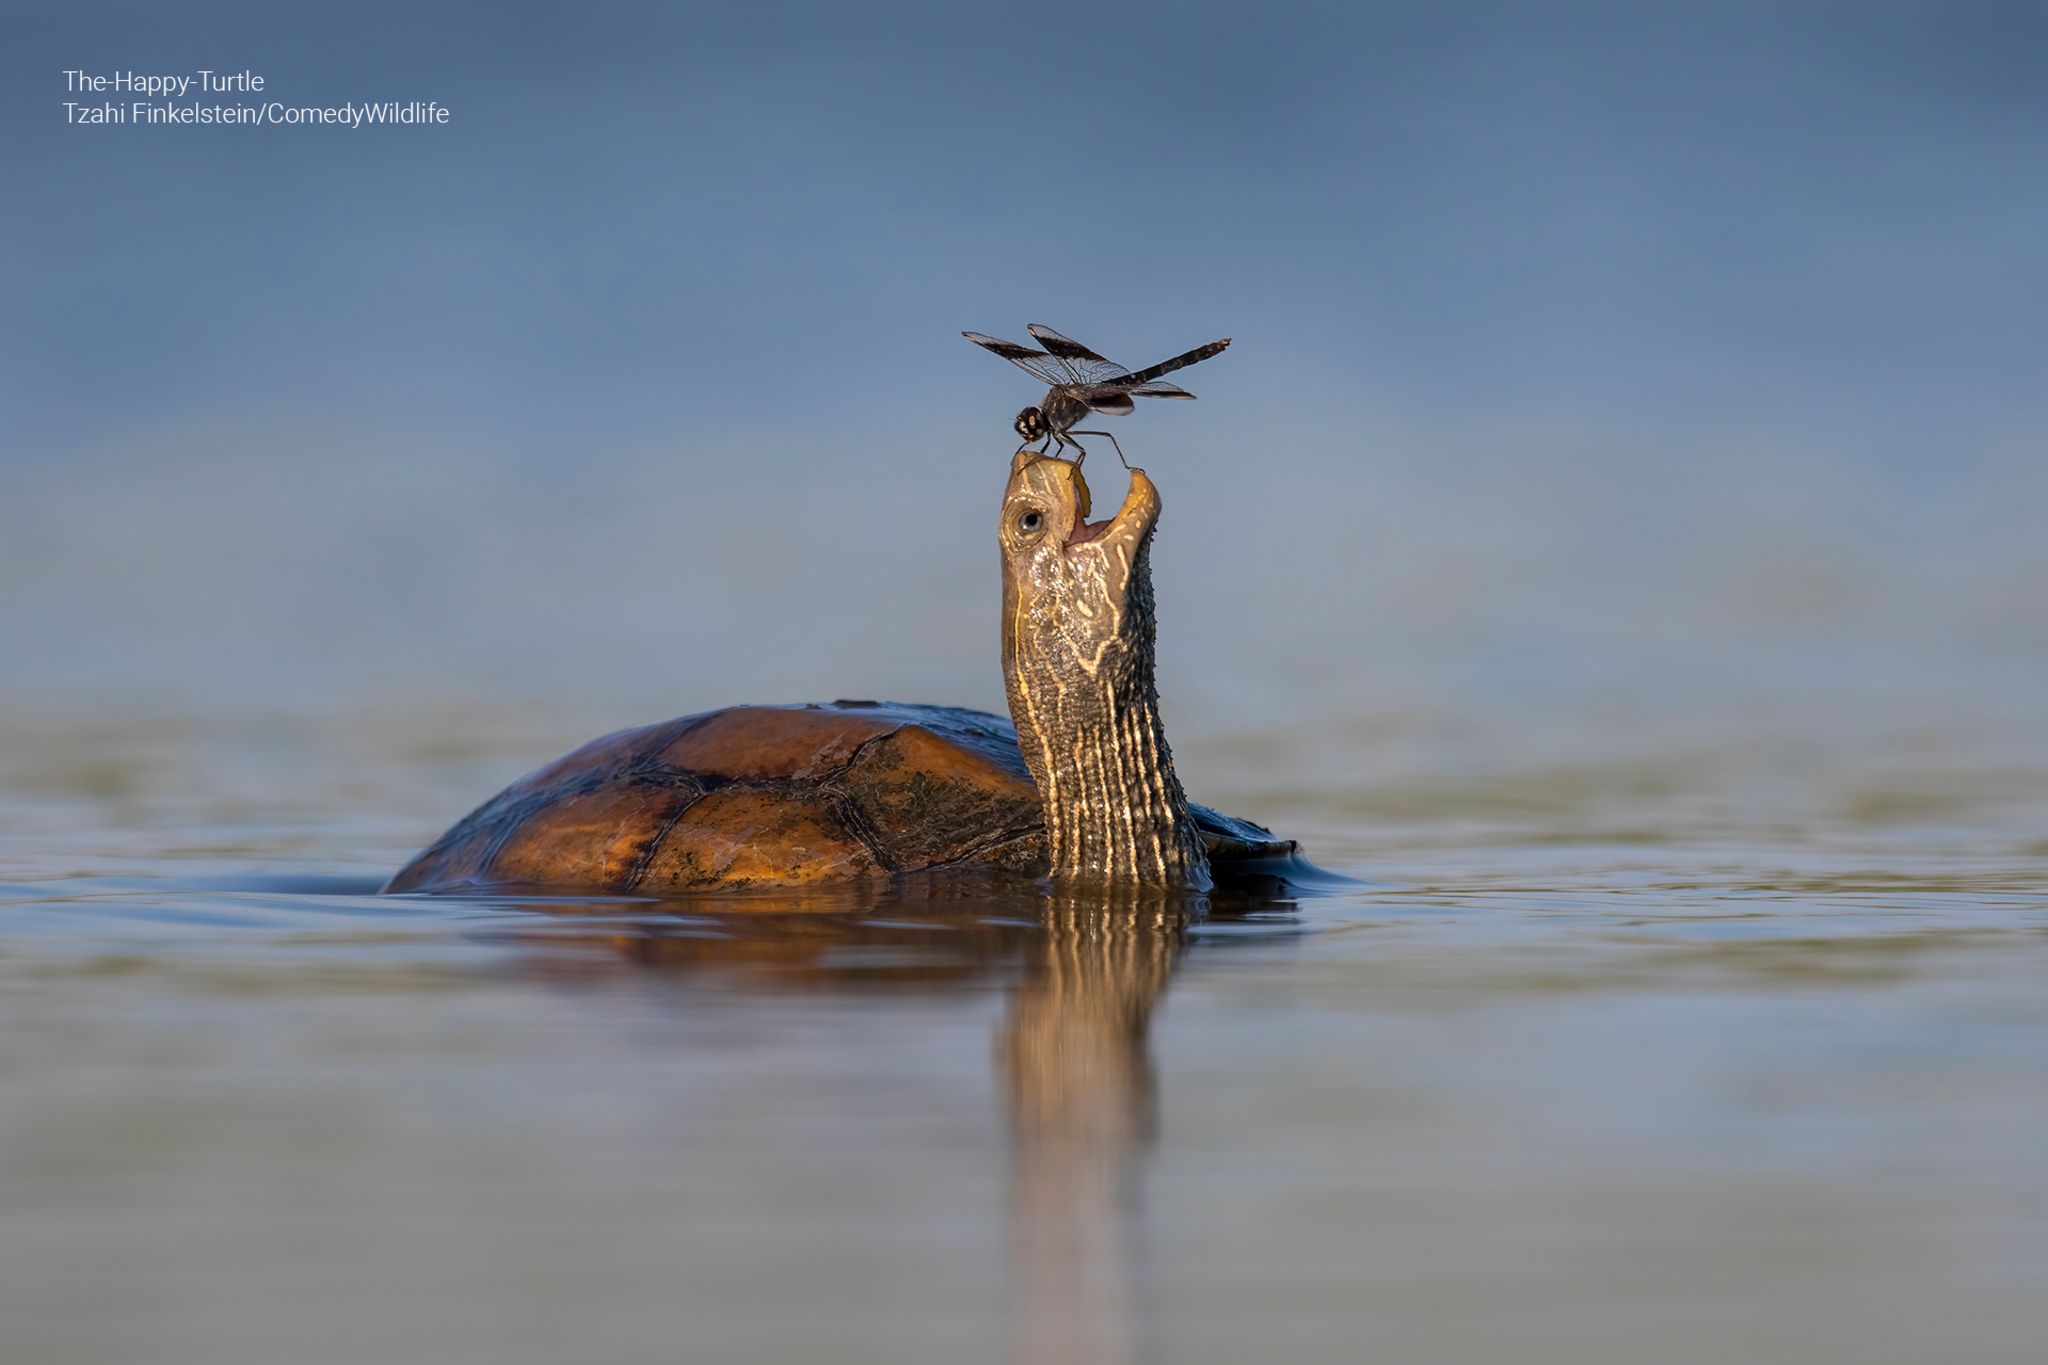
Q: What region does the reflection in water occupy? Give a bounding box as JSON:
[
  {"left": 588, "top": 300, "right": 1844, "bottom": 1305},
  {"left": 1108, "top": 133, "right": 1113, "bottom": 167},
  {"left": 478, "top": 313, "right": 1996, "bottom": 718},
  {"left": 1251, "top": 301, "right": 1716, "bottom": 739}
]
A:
[
  {"left": 1002, "top": 902, "right": 1185, "bottom": 1365},
  {"left": 477, "top": 881, "right": 1262, "bottom": 1365}
]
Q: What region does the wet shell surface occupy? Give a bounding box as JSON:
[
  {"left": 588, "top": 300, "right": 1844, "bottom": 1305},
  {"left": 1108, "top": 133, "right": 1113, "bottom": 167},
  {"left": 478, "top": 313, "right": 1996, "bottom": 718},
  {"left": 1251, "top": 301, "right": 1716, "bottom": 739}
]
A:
[{"left": 385, "top": 701, "right": 1288, "bottom": 894}]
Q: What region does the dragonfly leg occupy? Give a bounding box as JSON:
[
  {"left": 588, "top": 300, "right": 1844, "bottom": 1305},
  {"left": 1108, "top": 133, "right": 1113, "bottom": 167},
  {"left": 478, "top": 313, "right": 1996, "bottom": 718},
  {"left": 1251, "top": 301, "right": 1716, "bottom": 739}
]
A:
[{"left": 1067, "top": 430, "right": 1129, "bottom": 470}]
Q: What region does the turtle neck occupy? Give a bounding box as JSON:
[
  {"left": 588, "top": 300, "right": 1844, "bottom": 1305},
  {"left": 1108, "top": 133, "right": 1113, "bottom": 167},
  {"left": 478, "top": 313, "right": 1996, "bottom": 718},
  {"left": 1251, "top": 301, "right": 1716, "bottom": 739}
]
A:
[{"left": 1001, "top": 503, "right": 1210, "bottom": 889}]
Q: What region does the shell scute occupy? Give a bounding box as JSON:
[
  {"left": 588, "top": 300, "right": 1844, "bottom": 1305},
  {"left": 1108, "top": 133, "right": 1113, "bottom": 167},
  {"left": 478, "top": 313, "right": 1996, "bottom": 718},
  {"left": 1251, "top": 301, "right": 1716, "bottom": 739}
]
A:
[
  {"left": 637, "top": 789, "right": 881, "bottom": 890},
  {"left": 653, "top": 706, "right": 900, "bottom": 782},
  {"left": 832, "top": 722, "right": 1042, "bottom": 871},
  {"left": 484, "top": 780, "right": 697, "bottom": 889}
]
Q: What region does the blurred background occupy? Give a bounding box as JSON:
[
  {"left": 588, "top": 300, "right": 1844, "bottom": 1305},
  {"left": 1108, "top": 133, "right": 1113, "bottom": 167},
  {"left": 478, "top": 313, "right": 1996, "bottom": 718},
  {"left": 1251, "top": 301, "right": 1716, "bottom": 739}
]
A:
[{"left": 7, "top": 0, "right": 2043, "bottom": 744}]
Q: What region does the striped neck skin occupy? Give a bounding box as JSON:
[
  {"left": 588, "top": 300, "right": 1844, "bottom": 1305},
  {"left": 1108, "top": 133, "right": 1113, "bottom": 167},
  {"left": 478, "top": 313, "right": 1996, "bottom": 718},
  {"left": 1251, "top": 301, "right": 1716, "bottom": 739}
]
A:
[{"left": 998, "top": 453, "right": 1210, "bottom": 890}]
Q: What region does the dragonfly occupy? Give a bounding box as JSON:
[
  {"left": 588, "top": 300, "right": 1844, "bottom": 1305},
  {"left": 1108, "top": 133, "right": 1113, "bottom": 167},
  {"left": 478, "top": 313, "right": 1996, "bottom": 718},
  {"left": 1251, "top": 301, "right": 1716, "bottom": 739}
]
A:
[{"left": 963, "top": 324, "right": 1231, "bottom": 467}]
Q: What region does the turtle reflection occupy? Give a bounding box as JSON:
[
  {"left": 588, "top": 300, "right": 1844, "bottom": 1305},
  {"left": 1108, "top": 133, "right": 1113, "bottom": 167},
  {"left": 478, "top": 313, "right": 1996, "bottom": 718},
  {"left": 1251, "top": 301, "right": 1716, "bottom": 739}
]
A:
[{"left": 1002, "top": 900, "right": 1185, "bottom": 1365}]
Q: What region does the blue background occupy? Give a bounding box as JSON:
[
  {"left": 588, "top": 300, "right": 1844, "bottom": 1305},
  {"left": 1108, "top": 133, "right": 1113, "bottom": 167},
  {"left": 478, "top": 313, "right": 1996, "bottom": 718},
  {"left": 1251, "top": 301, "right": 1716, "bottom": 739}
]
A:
[{"left": 6, "top": 1, "right": 2043, "bottom": 730}]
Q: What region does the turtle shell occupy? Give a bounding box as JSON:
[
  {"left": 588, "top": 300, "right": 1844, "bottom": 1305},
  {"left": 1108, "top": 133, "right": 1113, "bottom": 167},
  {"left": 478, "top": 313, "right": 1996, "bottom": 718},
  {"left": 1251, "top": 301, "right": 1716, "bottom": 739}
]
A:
[{"left": 384, "top": 701, "right": 1292, "bottom": 895}]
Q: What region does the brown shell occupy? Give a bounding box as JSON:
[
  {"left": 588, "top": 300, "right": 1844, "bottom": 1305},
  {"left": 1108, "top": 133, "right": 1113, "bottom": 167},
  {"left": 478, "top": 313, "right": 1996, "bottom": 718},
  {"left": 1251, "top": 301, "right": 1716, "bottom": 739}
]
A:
[{"left": 384, "top": 701, "right": 1292, "bottom": 895}]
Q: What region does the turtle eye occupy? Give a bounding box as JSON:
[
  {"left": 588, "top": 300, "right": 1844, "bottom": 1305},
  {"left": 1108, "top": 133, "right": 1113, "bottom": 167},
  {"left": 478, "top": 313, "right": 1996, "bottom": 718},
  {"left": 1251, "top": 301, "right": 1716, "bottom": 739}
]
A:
[{"left": 1018, "top": 510, "right": 1044, "bottom": 535}]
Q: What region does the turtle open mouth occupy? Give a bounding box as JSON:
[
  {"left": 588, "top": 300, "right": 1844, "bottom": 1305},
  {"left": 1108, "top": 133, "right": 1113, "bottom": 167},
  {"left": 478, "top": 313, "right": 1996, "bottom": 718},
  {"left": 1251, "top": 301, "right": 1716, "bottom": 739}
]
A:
[
  {"left": 1065, "top": 466, "right": 1157, "bottom": 551},
  {"left": 1067, "top": 513, "right": 1113, "bottom": 548},
  {"left": 1057, "top": 460, "right": 1106, "bottom": 548}
]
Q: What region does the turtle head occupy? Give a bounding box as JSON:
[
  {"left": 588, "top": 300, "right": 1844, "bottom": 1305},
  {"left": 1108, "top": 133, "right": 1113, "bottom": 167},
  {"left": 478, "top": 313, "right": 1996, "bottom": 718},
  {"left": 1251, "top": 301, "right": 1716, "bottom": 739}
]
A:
[
  {"left": 1014, "top": 406, "right": 1047, "bottom": 443},
  {"left": 998, "top": 448, "right": 1161, "bottom": 618}
]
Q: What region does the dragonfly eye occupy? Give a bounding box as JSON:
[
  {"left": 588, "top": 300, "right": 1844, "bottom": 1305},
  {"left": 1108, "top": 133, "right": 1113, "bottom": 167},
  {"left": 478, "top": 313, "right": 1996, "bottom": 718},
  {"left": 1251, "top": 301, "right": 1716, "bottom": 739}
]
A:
[
  {"left": 1014, "top": 407, "right": 1044, "bottom": 439},
  {"left": 1018, "top": 509, "right": 1044, "bottom": 535}
]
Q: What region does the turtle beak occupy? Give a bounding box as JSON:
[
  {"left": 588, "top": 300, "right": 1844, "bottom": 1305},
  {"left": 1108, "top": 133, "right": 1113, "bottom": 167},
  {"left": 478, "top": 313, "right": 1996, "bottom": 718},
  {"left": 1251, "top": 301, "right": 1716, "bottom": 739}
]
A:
[{"left": 1067, "top": 467, "right": 1160, "bottom": 553}]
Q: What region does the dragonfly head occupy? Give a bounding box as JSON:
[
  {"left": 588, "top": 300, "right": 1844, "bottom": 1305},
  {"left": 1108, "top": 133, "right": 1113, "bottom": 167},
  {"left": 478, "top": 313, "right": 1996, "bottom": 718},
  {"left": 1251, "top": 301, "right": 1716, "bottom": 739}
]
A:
[{"left": 1013, "top": 406, "right": 1047, "bottom": 443}]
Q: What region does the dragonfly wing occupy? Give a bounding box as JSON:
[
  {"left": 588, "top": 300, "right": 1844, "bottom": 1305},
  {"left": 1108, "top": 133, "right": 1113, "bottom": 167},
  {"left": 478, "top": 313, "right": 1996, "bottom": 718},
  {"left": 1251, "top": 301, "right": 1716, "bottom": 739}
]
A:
[
  {"left": 963, "top": 332, "right": 1075, "bottom": 386},
  {"left": 1026, "top": 324, "right": 1133, "bottom": 385},
  {"left": 1126, "top": 380, "right": 1196, "bottom": 399}
]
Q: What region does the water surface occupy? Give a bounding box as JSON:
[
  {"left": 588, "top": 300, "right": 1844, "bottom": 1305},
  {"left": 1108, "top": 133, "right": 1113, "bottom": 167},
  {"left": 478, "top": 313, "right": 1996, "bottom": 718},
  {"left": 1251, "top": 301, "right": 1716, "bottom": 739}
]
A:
[{"left": 2, "top": 701, "right": 2045, "bottom": 1365}]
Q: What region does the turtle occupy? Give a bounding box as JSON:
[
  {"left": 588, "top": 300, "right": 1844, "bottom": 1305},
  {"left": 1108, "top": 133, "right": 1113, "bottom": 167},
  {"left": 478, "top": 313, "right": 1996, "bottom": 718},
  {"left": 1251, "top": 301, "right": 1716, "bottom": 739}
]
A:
[{"left": 385, "top": 451, "right": 1301, "bottom": 895}]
